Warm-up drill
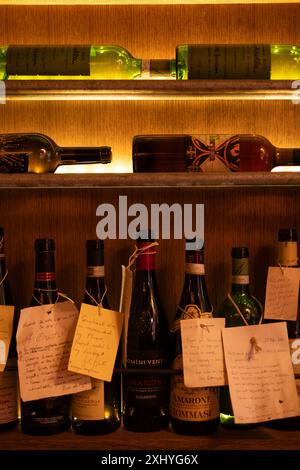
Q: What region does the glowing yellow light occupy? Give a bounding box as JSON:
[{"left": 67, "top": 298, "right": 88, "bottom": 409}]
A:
[
  {"left": 55, "top": 160, "right": 133, "bottom": 174},
  {"left": 271, "top": 166, "right": 300, "bottom": 172}
]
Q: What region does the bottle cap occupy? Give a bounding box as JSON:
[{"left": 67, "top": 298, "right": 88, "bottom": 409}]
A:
[
  {"left": 232, "top": 246, "right": 249, "bottom": 258},
  {"left": 35, "top": 239, "right": 55, "bottom": 252},
  {"left": 278, "top": 228, "right": 298, "bottom": 242}
]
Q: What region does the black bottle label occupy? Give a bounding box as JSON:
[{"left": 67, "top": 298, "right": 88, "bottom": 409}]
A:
[
  {"left": 0, "top": 152, "right": 28, "bottom": 173},
  {"left": 125, "top": 351, "right": 169, "bottom": 408},
  {"left": 186, "top": 135, "right": 240, "bottom": 172}
]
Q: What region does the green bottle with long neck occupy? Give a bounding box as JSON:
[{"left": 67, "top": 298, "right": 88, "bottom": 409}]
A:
[
  {"left": 216, "top": 247, "right": 262, "bottom": 428},
  {"left": 0, "top": 45, "right": 175, "bottom": 80},
  {"left": 176, "top": 44, "right": 300, "bottom": 80}
]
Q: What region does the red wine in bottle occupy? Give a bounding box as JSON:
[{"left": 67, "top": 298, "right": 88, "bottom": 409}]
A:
[
  {"left": 20, "top": 239, "right": 71, "bottom": 435},
  {"left": 72, "top": 240, "right": 121, "bottom": 435},
  {"left": 133, "top": 134, "right": 300, "bottom": 172},
  {"left": 123, "top": 234, "right": 170, "bottom": 432},
  {"left": 170, "top": 239, "right": 219, "bottom": 435},
  {"left": 0, "top": 227, "right": 19, "bottom": 431},
  {"left": 267, "top": 229, "right": 300, "bottom": 430}
]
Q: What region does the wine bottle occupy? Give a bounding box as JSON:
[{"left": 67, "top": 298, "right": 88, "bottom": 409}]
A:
[
  {"left": 176, "top": 44, "right": 300, "bottom": 80},
  {"left": 21, "top": 239, "right": 71, "bottom": 435},
  {"left": 0, "top": 133, "right": 112, "bottom": 173},
  {"left": 170, "top": 239, "right": 219, "bottom": 435},
  {"left": 0, "top": 45, "right": 175, "bottom": 80},
  {"left": 72, "top": 240, "right": 121, "bottom": 435},
  {"left": 267, "top": 228, "right": 300, "bottom": 430},
  {"left": 0, "top": 227, "right": 19, "bottom": 431},
  {"left": 133, "top": 134, "right": 300, "bottom": 172},
  {"left": 216, "top": 247, "right": 262, "bottom": 428},
  {"left": 123, "top": 233, "right": 170, "bottom": 432}
]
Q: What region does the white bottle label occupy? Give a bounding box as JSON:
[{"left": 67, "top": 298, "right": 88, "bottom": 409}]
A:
[
  {"left": 0, "top": 367, "right": 18, "bottom": 424},
  {"left": 72, "top": 379, "right": 105, "bottom": 420},
  {"left": 188, "top": 45, "right": 271, "bottom": 79},
  {"left": 6, "top": 46, "right": 91, "bottom": 76}
]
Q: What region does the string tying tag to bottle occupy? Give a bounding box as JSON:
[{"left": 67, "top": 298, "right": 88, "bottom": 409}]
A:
[
  {"left": 171, "top": 305, "right": 214, "bottom": 333},
  {"left": 84, "top": 287, "right": 107, "bottom": 316},
  {"left": 227, "top": 292, "right": 263, "bottom": 326},
  {"left": 32, "top": 288, "right": 75, "bottom": 314},
  {"left": 247, "top": 336, "right": 262, "bottom": 361},
  {"left": 127, "top": 241, "right": 159, "bottom": 270},
  {"left": 0, "top": 269, "right": 8, "bottom": 286}
]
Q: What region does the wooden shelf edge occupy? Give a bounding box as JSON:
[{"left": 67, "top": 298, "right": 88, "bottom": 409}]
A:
[
  {"left": 4, "top": 80, "right": 297, "bottom": 101},
  {"left": 0, "top": 172, "right": 299, "bottom": 189},
  {"left": 1, "top": 425, "right": 300, "bottom": 451}
]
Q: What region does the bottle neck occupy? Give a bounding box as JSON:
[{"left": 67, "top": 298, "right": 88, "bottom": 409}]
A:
[
  {"left": 136, "top": 242, "right": 156, "bottom": 271},
  {"left": 84, "top": 265, "right": 108, "bottom": 307},
  {"left": 56, "top": 146, "right": 112, "bottom": 166},
  {"left": 184, "top": 249, "right": 205, "bottom": 277},
  {"left": 231, "top": 257, "right": 250, "bottom": 293},
  {"left": 33, "top": 251, "right": 57, "bottom": 304},
  {"left": 278, "top": 240, "right": 298, "bottom": 267},
  {"left": 275, "top": 147, "right": 300, "bottom": 166},
  {"left": 141, "top": 59, "right": 176, "bottom": 79}
]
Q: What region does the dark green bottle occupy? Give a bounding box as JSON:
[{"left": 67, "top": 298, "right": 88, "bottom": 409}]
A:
[{"left": 216, "top": 247, "right": 262, "bottom": 428}]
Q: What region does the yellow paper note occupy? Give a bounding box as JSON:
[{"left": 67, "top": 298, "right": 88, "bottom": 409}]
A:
[
  {"left": 119, "top": 265, "right": 133, "bottom": 367},
  {"left": 17, "top": 301, "right": 92, "bottom": 402},
  {"left": 264, "top": 266, "right": 300, "bottom": 321},
  {"left": 68, "top": 303, "right": 124, "bottom": 382},
  {"left": 181, "top": 318, "right": 227, "bottom": 387},
  {"left": 0, "top": 305, "right": 14, "bottom": 372},
  {"left": 222, "top": 322, "right": 300, "bottom": 424}
]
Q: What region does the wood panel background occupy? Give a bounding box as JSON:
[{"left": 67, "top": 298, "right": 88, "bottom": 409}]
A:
[{"left": 0, "top": 4, "right": 299, "bottom": 323}]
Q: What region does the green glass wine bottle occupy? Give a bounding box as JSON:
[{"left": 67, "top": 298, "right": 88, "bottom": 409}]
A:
[
  {"left": 176, "top": 44, "right": 300, "bottom": 80},
  {"left": 216, "top": 247, "right": 262, "bottom": 428},
  {"left": 0, "top": 45, "right": 175, "bottom": 80}
]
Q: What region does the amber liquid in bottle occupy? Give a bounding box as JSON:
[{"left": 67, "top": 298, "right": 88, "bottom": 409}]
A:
[
  {"left": 72, "top": 240, "right": 121, "bottom": 435},
  {"left": 170, "top": 239, "right": 219, "bottom": 435},
  {"left": 0, "top": 227, "right": 19, "bottom": 431},
  {"left": 123, "top": 235, "right": 170, "bottom": 432},
  {"left": 20, "top": 239, "right": 71, "bottom": 435}
]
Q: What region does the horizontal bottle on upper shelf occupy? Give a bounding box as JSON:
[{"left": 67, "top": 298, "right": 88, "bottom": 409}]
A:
[
  {"left": 132, "top": 134, "right": 300, "bottom": 172},
  {"left": 0, "top": 133, "right": 112, "bottom": 173},
  {"left": 176, "top": 44, "right": 300, "bottom": 80},
  {"left": 0, "top": 45, "right": 175, "bottom": 80}
]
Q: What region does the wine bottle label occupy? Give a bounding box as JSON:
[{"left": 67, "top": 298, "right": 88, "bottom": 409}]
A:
[
  {"left": 125, "top": 351, "right": 169, "bottom": 408},
  {"left": 187, "top": 45, "right": 271, "bottom": 79},
  {"left": 0, "top": 151, "right": 28, "bottom": 173},
  {"left": 87, "top": 266, "right": 105, "bottom": 278},
  {"left": 72, "top": 379, "right": 105, "bottom": 420},
  {"left": 6, "top": 46, "right": 91, "bottom": 76},
  {"left": 172, "top": 306, "right": 212, "bottom": 333},
  {"left": 278, "top": 241, "right": 298, "bottom": 267},
  {"left": 186, "top": 135, "right": 240, "bottom": 172},
  {"left": 232, "top": 275, "right": 250, "bottom": 285},
  {"left": 170, "top": 355, "right": 219, "bottom": 422},
  {"left": 185, "top": 263, "right": 205, "bottom": 275},
  {"left": 290, "top": 338, "right": 300, "bottom": 375},
  {"left": 36, "top": 272, "right": 56, "bottom": 281},
  {"left": 0, "top": 368, "right": 18, "bottom": 424},
  {"left": 232, "top": 257, "right": 249, "bottom": 281}
]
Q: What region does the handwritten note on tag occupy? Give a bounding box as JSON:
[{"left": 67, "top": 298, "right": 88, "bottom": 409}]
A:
[
  {"left": 181, "top": 318, "right": 227, "bottom": 387},
  {"left": 119, "top": 265, "right": 133, "bottom": 367},
  {"left": 68, "top": 303, "right": 124, "bottom": 382},
  {"left": 222, "top": 322, "right": 300, "bottom": 424},
  {"left": 264, "top": 267, "right": 300, "bottom": 321},
  {"left": 17, "top": 301, "right": 92, "bottom": 402},
  {"left": 0, "top": 306, "right": 14, "bottom": 372}
]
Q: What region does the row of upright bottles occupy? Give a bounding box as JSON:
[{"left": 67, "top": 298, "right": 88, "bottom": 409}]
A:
[
  {"left": 1, "top": 44, "right": 300, "bottom": 80},
  {"left": 0, "top": 228, "right": 299, "bottom": 435}
]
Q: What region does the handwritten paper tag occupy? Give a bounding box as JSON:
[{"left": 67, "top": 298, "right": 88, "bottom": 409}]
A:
[
  {"left": 264, "top": 267, "right": 300, "bottom": 321},
  {"left": 119, "top": 265, "right": 133, "bottom": 367},
  {"left": 0, "top": 306, "right": 14, "bottom": 372},
  {"left": 181, "top": 318, "right": 227, "bottom": 387},
  {"left": 17, "top": 301, "right": 92, "bottom": 402},
  {"left": 222, "top": 322, "right": 300, "bottom": 424},
  {"left": 68, "top": 303, "right": 124, "bottom": 382}
]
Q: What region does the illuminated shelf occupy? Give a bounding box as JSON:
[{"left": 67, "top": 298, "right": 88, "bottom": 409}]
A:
[
  {"left": 0, "top": 1, "right": 298, "bottom": 4},
  {"left": 0, "top": 173, "right": 300, "bottom": 189},
  {"left": 4, "top": 80, "right": 299, "bottom": 101}
]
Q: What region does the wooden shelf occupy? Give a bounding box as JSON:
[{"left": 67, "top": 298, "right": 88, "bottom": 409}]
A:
[
  {"left": 0, "top": 173, "right": 299, "bottom": 189},
  {"left": 0, "top": 1, "right": 298, "bottom": 4},
  {"left": 1, "top": 424, "right": 300, "bottom": 451},
  {"left": 4, "top": 80, "right": 298, "bottom": 101}
]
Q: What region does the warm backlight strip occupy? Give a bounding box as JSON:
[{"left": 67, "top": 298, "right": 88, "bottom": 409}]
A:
[
  {"left": 0, "top": 0, "right": 299, "bottom": 4},
  {"left": 55, "top": 161, "right": 132, "bottom": 174}
]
